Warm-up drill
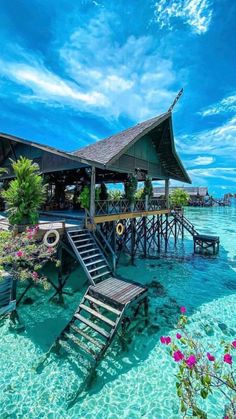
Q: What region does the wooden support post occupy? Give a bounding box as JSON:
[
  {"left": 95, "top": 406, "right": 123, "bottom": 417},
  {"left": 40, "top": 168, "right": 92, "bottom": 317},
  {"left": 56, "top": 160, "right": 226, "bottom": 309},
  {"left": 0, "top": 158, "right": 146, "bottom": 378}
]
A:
[
  {"left": 165, "top": 179, "right": 170, "bottom": 209},
  {"left": 143, "top": 216, "right": 147, "bottom": 258},
  {"left": 157, "top": 215, "right": 161, "bottom": 253},
  {"left": 90, "top": 166, "right": 96, "bottom": 223},
  {"left": 174, "top": 217, "right": 177, "bottom": 245},
  {"left": 131, "top": 218, "right": 136, "bottom": 265},
  {"left": 165, "top": 214, "right": 168, "bottom": 252}
]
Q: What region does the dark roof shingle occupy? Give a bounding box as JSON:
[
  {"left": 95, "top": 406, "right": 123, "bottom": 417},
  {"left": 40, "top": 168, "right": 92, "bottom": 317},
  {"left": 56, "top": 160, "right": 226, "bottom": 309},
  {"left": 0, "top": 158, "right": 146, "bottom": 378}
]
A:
[{"left": 72, "top": 112, "right": 169, "bottom": 165}]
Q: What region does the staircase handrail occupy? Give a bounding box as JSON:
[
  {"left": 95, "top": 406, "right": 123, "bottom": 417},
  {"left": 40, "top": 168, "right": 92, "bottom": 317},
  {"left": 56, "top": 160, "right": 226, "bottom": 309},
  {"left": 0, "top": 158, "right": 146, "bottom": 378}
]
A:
[{"left": 93, "top": 227, "right": 117, "bottom": 273}]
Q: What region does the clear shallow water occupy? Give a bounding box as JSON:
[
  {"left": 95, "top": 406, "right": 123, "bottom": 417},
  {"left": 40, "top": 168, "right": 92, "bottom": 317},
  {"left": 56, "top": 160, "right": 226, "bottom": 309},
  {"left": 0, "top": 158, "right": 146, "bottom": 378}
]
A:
[{"left": 0, "top": 206, "right": 236, "bottom": 418}]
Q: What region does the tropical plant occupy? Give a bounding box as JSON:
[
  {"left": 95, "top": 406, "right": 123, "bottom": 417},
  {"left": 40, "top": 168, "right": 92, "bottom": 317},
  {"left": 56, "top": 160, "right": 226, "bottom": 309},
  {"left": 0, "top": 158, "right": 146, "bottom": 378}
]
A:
[
  {"left": 79, "top": 185, "right": 90, "bottom": 209},
  {"left": 160, "top": 307, "right": 236, "bottom": 418},
  {"left": 2, "top": 157, "right": 46, "bottom": 226},
  {"left": 124, "top": 175, "right": 138, "bottom": 205},
  {"left": 134, "top": 188, "right": 144, "bottom": 200},
  {"left": 100, "top": 182, "right": 108, "bottom": 201},
  {"left": 108, "top": 190, "right": 123, "bottom": 201},
  {"left": 0, "top": 227, "right": 59, "bottom": 289},
  {"left": 170, "top": 188, "right": 189, "bottom": 208},
  {"left": 143, "top": 177, "right": 153, "bottom": 199}
]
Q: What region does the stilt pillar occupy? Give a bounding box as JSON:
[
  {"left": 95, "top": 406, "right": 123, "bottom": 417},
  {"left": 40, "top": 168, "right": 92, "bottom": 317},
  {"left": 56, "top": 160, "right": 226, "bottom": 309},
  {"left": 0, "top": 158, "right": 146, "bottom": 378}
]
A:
[{"left": 165, "top": 179, "right": 170, "bottom": 209}]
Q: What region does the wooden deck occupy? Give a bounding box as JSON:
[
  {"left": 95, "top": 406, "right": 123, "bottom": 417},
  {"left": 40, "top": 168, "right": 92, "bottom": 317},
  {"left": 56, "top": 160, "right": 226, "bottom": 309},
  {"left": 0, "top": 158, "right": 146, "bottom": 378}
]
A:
[
  {"left": 93, "top": 209, "right": 170, "bottom": 224},
  {"left": 89, "top": 277, "right": 147, "bottom": 306}
]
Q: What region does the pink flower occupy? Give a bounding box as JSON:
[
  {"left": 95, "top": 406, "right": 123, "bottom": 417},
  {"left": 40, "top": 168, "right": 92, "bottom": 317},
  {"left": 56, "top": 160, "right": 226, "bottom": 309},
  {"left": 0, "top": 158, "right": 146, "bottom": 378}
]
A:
[
  {"left": 173, "top": 350, "right": 184, "bottom": 362},
  {"left": 180, "top": 306, "right": 186, "bottom": 314},
  {"left": 176, "top": 333, "right": 182, "bottom": 339},
  {"left": 160, "top": 336, "right": 171, "bottom": 345},
  {"left": 32, "top": 271, "right": 39, "bottom": 281},
  {"left": 224, "top": 416, "right": 229, "bottom": 419},
  {"left": 16, "top": 250, "right": 24, "bottom": 258},
  {"left": 207, "top": 352, "right": 215, "bottom": 362},
  {"left": 223, "top": 354, "right": 232, "bottom": 365},
  {"left": 186, "top": 355, "right": 197, "bottom": 369},
  {"left": 232, "top": 341, "right": 236, "bottom": 348}
]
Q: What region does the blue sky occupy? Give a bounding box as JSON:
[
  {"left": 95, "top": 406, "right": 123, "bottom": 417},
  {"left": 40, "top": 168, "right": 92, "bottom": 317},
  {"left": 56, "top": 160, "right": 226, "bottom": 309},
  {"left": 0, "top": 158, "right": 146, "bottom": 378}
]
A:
[{"left": 0, "top": 0, "right": 235, "bottom": 196}]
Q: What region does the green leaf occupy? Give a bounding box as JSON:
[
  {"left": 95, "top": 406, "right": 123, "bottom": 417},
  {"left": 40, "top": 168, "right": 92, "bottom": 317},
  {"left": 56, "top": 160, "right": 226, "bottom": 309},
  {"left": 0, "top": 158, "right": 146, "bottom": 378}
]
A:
[{"left": 200, "top": 388, "right": 208, "bottom": 399}]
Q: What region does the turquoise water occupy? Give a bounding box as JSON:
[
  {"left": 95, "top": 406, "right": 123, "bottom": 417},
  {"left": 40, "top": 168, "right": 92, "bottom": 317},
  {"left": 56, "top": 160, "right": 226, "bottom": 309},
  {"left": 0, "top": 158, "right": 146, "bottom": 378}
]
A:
[{"left": 0, "top": 206, "right": 236, "bottom": 418}]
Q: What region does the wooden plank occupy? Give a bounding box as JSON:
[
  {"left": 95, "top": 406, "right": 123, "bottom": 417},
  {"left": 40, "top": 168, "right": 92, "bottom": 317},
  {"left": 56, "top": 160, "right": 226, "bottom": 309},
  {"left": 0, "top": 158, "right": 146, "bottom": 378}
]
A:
[
  {"left": 74, "top": 313, "right": 110, "bottom": 339},
  {"left": 82, "top": 253, "right": 100, "bottom": 260},
  {"left": 70, "top": 324, "right": 104, "bottom": 349},
  {"left": 65, "top": 333, "right": 96, "bottom": 357},
  {"left": 85, "top": 294, "right": 121, "bottom": 315},
  {"left": 88, "top": 265, "right": 108, "bottom": 273},
  {"left": 79, "top": 304, "right": 116, "bottom": 327},
  {"left": 92, "top": 271, "right": 111, "bottom": 280},
  {"left": 94, "top": 209, "right": 170, "bottom": 223}
]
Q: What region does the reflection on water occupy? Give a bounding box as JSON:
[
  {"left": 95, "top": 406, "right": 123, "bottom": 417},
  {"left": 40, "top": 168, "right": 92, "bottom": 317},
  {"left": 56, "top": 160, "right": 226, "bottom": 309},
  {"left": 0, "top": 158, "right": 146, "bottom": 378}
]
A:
[{"left": 0, "top": 207, "right": 236, "bottom": 418}]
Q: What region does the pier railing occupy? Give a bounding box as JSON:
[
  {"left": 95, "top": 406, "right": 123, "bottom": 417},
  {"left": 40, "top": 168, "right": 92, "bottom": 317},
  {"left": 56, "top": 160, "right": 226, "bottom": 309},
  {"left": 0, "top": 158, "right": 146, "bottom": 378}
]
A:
[{"left": 95, "top": 198, "right": 167, "bottom": 215}]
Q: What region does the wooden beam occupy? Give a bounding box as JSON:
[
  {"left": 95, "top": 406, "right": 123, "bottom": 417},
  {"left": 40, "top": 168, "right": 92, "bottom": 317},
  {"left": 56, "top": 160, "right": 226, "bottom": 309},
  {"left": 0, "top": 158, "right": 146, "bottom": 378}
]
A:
[
  {"left": 165, "top": 179, "right": 170, "bottom": 209},
  {"left": 90, "top": 166, "right": 96, "bottom": 221},
  {"left": 93, "top": 209, "right": 170, "bottom": 224}
]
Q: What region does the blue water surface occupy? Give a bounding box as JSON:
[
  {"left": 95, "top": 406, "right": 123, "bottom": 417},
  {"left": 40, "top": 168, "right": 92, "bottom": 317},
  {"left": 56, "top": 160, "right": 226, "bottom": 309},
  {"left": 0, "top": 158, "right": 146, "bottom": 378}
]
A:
[{"left": 0, "top": 206, "right": 235, "bottom": 418}]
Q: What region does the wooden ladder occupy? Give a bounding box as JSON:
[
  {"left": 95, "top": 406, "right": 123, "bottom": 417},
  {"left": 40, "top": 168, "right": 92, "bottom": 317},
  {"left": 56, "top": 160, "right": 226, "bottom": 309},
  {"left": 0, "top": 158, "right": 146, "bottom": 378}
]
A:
[
  {"left": 56, "top": 286, "right": 126, "bottom": 367},
  {"left": 66, "top": 228, "right": 112, "bottom": 286}
]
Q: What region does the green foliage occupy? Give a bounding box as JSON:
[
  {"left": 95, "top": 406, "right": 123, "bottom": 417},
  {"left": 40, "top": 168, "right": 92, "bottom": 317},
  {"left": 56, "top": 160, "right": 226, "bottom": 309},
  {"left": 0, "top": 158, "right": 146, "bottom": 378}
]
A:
[
  {"left": 100, "top": 182, "right": 108, "bottom": 200},
  {"left": 0, "top": 227, "right": 58, "bottom": 289},
  {"left": 143, "top": 177, "right": 153, "bottom": 199},
  {"left": 2, "top": 157, "right": 46, "bottom": 225},
  {"left": 79, "top": 185, "right": 90, "bottom": 209},
  {"left": 108, "top": 190, "right": 123, "bottom": 201},
  {"left": 170, "top": 188, "right": 189, "bottom": 208},
  {"left": 124, "top": 175, "right": 138, "bottom": 205},
  {"left": 134, "top": 188, "right": 144, "bottom": 199}
]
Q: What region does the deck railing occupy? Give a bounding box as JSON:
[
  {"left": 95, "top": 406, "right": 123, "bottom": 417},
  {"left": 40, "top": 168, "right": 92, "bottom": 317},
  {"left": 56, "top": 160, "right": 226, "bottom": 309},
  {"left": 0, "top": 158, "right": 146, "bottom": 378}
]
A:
[{"left": 95, "top": 198, "right": 167, "bottom": 215}]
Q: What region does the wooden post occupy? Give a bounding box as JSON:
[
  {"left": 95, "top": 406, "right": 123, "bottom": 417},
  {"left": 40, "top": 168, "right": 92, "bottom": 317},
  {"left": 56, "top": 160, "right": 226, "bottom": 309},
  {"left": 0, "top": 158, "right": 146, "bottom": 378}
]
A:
[
  {"left": 143, "top": 216, "right": 147, "bottom": 258},
  {"left": 165, "top": 214, "right": 168, "bottom": 252},
  {"left": 90, "top": 166, "right": 96, "bottom": 223},
  {"left": 165, "top": 179, "right": 170, "bottom": 209},
  {"left": 131, "top": 218, "right": 136, "bottom": 265},
  {"left": 157, "top": 215, "right": 161, "bottom": 253}
]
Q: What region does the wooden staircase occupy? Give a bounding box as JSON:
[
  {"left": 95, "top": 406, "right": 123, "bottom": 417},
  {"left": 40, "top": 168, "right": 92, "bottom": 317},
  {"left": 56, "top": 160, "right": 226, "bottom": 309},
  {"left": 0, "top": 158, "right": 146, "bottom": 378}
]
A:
[
  {"left": 172, "top": 212, "right": 198, "bottom": 236},
  {"left": 66, "top": 228, "right": 112, "bottom": 286},
  {"left": 56, "top": 285, "right": 126, "bottom": 368}
]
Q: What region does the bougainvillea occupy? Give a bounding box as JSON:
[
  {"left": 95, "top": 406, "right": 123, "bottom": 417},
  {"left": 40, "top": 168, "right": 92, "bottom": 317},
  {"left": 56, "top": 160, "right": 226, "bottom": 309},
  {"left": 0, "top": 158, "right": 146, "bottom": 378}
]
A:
[
  {"left": 0, "top": 227, "right": 59, "bottom": 289},
  {"left": 160, "top": 307, "right": 236, "bottom": 418}
]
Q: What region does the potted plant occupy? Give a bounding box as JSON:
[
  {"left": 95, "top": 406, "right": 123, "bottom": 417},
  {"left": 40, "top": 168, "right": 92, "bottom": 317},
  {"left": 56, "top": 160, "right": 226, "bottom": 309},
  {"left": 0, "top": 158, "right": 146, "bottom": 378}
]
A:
[
  {"left": 2, "top": 157, "right": 46, "bottom": 232},
  {"left": 143, "top": 177, "right": 153, "bottom": 209},
  {"left": 124, "top": 175, "right": 138, "bottom": 211}
]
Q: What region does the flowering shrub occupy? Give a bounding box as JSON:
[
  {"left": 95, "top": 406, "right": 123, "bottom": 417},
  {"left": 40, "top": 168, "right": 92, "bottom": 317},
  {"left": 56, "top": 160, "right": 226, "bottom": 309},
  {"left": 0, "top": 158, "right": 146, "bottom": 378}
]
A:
[
  {"left": 160, "top": 307, "right": 236, "bottom": 418},
  {"left": 0, "top": 227, "right": 59, "bottom": 289}
]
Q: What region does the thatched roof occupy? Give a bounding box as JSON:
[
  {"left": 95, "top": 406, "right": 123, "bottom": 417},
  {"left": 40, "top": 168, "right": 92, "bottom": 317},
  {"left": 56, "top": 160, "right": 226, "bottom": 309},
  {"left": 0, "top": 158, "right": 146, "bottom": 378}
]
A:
[{"left": 73, "top": 113, "right": 168, "bottom": 165}]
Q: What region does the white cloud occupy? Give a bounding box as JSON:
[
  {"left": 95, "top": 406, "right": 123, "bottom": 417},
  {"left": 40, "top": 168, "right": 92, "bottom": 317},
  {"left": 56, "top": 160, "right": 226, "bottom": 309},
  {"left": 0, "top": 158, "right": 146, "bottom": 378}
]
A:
[
  {"left": 59, "top": 19, "right": 178, "bottom": 120},
  {"left": 176, "top": 116, "right": 236, "bottom": 157},
  {"left": 0, "top": 60, "right": 108, "bottom": 108},
  {"left": 155, "top": 0, "right": 213, "bottom": 34},
  {"left": 199, "top": 94, "right": 236, "bottom": 116},
  {"left": 187, "top": 156, "right": 215, "bottom": 166},
  {"left": 188, "top": 167, "right": 236, "bottom": 184}
]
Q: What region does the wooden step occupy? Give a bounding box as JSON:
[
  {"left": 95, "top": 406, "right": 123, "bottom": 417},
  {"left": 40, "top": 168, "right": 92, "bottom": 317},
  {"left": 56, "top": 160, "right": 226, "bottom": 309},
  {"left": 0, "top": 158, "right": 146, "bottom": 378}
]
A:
[
  {"left": 70, "top": 324, "right": 104, "bottom": 349},
  {"left": 65, "top": 332, "right": 96, "bottom": 357},
  {"left": 85, "top": 294, "right": 121, "bottom": 315},
  {"left": 79, "top": 304, "right": 116, "bottom": 327},
  {"left": 71, "top": 233, "right": 90, "bottom": 238},
  {"left": 80, "top": 248, "right": 98, "bottom": 255},
  {"left": 88, "top": 264, "right": 107, "bottom": 273},
  {"left": 74, "top": 314, "right": 110, "bottom": 339},
  {"left": 92, "top": 271, "right": 111, "bottom": 280},
  {"left": 82, "top": 253, "right": 100, "bottom": 260},
  {"left": 77, "top": 243, "right": 94, "bottom": 249},
  {"left": 85, "top": 259, "right": 104, "bottom": 267},
  {"left": 74, "top": 238, "right": 92, "bottom": 243}
]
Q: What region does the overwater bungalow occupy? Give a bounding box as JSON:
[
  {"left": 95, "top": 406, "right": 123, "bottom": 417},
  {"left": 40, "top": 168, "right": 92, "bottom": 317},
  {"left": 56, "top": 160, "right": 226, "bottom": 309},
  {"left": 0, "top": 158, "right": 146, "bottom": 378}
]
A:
[{"left": 0, "top": 110, "right": 219, "bottom": 384}]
